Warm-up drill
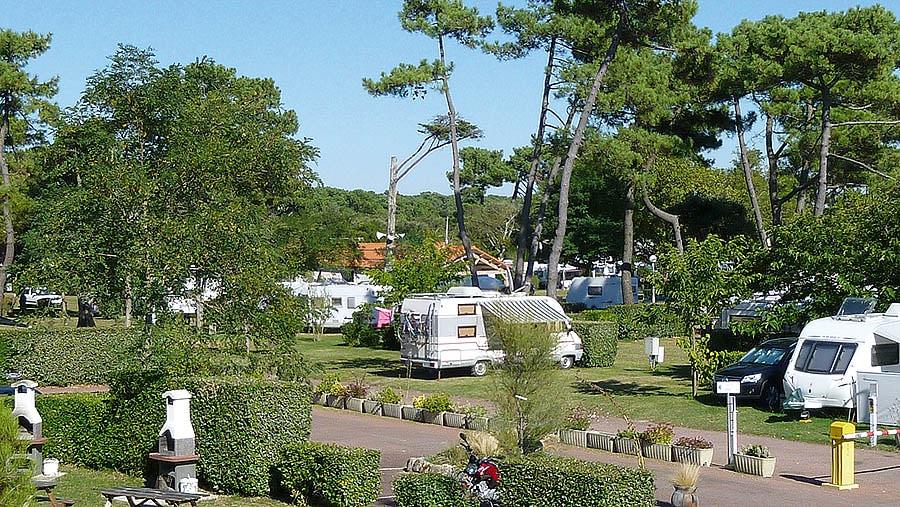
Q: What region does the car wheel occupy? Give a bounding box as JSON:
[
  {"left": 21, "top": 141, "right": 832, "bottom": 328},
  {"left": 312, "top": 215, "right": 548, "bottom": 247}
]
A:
[
  {"left": 471, "top": 361, "right": 489, "bottom": 377},
  {"left": 762, "top": 384, "right": 782, "bottom": 412},
  {"left": 559, "top": 355, "right": 574, "bottom": 369}
]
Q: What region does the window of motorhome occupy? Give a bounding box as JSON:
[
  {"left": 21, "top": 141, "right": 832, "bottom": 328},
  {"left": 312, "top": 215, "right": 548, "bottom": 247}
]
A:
[
  {"left": 331, "top": 297, "right": 342, "bottom": 308},
  {"left": 794, "top": 341, "right": 857, "bottom": 374},
  {"left": 458, "top": 326, "right": 476, "bottom": 337},
  {"left": 458, "top": 304, "right": 476, "bottom": 316},
  {"left": 872, "top": 342, "right": 900, "bottom": 367},
  {"left": 588, "top": 286, "right": 602, "bottom": 296}
]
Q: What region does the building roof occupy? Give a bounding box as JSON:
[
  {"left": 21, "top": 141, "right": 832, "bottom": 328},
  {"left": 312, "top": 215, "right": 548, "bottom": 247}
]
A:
[{"left": 351, "top": 242, "right": 510, "bottom": 286}]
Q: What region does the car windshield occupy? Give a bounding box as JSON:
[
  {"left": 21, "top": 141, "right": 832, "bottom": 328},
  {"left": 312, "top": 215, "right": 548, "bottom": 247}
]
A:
[{"left": 739, "top": 345, "right": 788, "bottom": 365}]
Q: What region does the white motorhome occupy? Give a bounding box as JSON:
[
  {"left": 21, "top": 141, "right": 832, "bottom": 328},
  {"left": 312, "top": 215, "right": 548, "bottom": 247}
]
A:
[
  {"left": 398, "top": 287, "right": 584, "bottom": 376},
  {"left": 284, "top": 281, "right": 384, "bottom": 329},
  {"left": 782, "top": 298, "right": 900, "bottom": 411}
]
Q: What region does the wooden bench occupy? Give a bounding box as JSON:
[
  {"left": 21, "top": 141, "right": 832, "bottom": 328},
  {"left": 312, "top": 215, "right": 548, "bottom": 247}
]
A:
[
  {"left": 99, "top": 486, "right": 206, "bottom": 507},
  {"left": 33, "top": 479, "right": 76, "bottom": 507}
]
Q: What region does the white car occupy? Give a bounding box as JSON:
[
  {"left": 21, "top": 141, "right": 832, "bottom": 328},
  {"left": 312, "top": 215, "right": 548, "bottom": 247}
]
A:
[{"left": 19, "top": 287, "right": 63, "bottom": 310}]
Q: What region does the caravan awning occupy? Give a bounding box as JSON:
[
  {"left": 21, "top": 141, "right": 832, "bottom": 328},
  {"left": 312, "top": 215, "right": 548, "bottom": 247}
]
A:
[{"left": 479, "top": 298, "right": 569, "bottom": 324}]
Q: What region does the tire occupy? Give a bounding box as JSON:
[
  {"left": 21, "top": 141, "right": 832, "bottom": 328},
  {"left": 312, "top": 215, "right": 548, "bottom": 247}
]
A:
[
  {"left": 559, "top": 355, "right": 575, "bottom": 369},
  {"left": 471, "top": 361, "right": 489, "bottom": 377},
  {"left": 762, "top": 384, "right": 782, "bottom": 412}
]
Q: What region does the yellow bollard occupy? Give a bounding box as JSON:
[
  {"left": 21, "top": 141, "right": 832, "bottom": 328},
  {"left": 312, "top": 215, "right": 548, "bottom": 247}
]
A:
[{"left": 824, "top": 421, "right": 859, "bottom": 490}]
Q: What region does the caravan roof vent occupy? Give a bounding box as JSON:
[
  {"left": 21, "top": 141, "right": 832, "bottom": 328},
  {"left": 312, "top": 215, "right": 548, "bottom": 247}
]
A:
[
  {"left": 884, "top": 303, "right": 900, "bottom": 318},
  {"left": 836, "top": 297, "right": 877, "bottom": 318}
]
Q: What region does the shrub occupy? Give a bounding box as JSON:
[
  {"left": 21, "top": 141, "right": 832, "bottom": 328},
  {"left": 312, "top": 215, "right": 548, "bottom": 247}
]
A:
[
  {"left": 502, "top": 454, "right": 655, "bottom": 507},
  {"left": 393, "top": 472, "right": 471, "bottom": 507},
  {"left": 678, "top": 334, "right": 745, "bottom": 387},
  {"left": 315, "top": 373, "right": 345, "bottom": 395},
  {"left": 0, "top": 406, "right": 34, "bottom": 504},
  {"left": 673, "top": 436, "right": 713, "bottom": 449},
  {"left": 277, "top": 442, "right": 380, "bottom": 507},
  {"left": 341, "top": 304, "right": 397, "bottom": 349},
  {"left": 641, "top": 422, "right": 674, "bottom": 445},
  {"left": 370, "top": 386, "right": 401, "bottom": 404},
  {"left": 609, "top": 304, "right": 686, "bottom": 342},
  {"left": 36, "top": 393, "right": 111, "bottom": 469},
  {"left": 571, "top": 321, "right": 617, "bottom": 367},
  {"left": 344, "top": 377, "right": 369, "bottom": 398},
  {"left": 616, "top": 428, "right": 641, "bottom": 439},
  {"left": 563, "top": 403, "right": 598, "bottom": 431},
  {"left": 413, "top": 392, "right": 452, "bottom": 412},
  {"left": 452, "top": 403, "right": 486, "bottom": 418},
  {"left": 740, "top": 444, "right": 771, "bottom": 458}
]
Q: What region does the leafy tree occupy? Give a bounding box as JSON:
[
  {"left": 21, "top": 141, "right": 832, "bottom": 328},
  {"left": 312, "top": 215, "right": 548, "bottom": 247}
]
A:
[
  {"left": 451, "top": 146, "right": 514, "bottom": 204},
  {"left": 367, "top": 241, "right": 461, "bottom": 305},
  {"left": 0, "top": 29, "right": 57, "bottom": 314},
  {"left": 364, "top": 0, "right": 493, "bottom": 288}
]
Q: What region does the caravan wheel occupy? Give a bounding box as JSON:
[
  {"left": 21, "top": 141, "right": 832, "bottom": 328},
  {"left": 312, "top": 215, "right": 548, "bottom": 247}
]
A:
[
  {"left": 471, "top": 361, "right": 489, "bottom": 377},
  {"left": 559, "top": 356, "right": 575, "bottom": 369}
]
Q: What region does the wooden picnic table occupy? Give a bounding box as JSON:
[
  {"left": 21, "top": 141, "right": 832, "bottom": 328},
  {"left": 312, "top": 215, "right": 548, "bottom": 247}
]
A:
[
  {"left": 33, "top": 478, "right": 76, "bottom": 506},
  {"left": 99, "top": 486, "right": 205, "bottom": 507}
]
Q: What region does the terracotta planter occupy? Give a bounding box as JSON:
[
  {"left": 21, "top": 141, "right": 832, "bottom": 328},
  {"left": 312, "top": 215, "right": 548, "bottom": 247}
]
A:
[
  {"left": 362, "top": 400, "right": 382, "bottom": 415},
  {"left": 671, "top": 486, "right": 699, "bottom": 507},
  {"left": 640, "top": 441, "right": 673, "bottom": 461},
  {"left": 382, "top": 403, "right": 403, "bottom": 419},
  {"left": 402, "top": 405, "right": 424, "bottom": 422},
  {"left": 443, "top": 412, "right": 467, "bottom": 428},
  {"left": 345, "top": 397, "right": 365, "bottom": 412},
  {"left": 613, "top": 437, "right": 641, "bottom": 456},
  {"left": 586, "top": 431, "right": 615, "bottom": 452},
  {"left": 558, "top": 429, "right": 588, "bottom": 447},
  {"left": 673, "top": 446, "right": 714, "bottom": 467},
  {"left": 733, "top": 453, "right": 776, "bottom": 477}
]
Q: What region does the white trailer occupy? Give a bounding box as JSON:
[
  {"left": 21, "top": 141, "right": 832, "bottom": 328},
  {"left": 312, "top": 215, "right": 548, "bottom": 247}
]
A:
[
  {"left": 398, "top": 287, "right": 583, "bottom": 376},
  {"left": 782, "top": 299, "right": 900, "bottom": 411},
  {"left": 565, "top": 275, "right": 639, "bottom": 309},
  {"left": 284, "top": 281, "right": 384, "bottom": 329}
]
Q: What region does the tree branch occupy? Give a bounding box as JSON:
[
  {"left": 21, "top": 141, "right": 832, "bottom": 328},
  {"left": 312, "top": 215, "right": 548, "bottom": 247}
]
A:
[{"left": 828, "top": 153, "right": 896, "bottom": 180}]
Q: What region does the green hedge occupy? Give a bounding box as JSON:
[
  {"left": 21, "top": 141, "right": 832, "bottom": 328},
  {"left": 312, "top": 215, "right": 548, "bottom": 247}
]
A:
[
  {"left": 572, "top": 321, "right": 617, "bottom": 367},
  {"left": 577, "top": 304, "right": 685, "bottom": 341},
  {"left": 0, "top": 328, "right": 146, "bottom": 385},
  {"left": 393, "top": 472, "right": 472, "bottom": 507},
  {"left": 34, "top": 372, "right": 312, "bottom": 497},
  {"left": 502, "top": 454, "right": 655, "bottom": 507},
  {"left": 277, "top": 442, "right": 381, "bottom": 507}
]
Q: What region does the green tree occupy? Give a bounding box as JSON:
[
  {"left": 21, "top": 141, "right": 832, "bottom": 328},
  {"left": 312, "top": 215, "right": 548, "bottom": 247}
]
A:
[
  {"left": 0, "top": 29, "right": 57, "bottom": 314},
  {"left": 367, "top": 241, "right": 461, "bottom": 305},
  {"left": 451, "top": 146, "right": 514, "bottom": 204},
  {"left": 363, "top": 0, "right": 493, "bottom": 288}
]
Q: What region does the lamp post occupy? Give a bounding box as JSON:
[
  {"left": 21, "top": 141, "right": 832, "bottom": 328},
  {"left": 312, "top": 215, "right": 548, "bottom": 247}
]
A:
[{"left": 649, "top": 255, "right": 658, "bottom": 304}]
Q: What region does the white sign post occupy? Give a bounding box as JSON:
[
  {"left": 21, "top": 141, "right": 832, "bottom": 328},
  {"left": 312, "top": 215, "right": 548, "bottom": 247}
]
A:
[{"left": 717, "top": 380, "right": 741, "bottom": 465}]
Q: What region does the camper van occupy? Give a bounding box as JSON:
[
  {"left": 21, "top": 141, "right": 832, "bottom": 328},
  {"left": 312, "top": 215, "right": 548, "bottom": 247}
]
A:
[
  {"left": 782, "top": 298, "right": 900, "bottom": 411},
  {"left": 398, "top": 287, "right": 584, "bottom": 376}
]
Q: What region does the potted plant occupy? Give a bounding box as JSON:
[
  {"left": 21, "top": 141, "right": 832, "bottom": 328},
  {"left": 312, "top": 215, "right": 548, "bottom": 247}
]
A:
[
  {"left": 734, "top": 444, "right": 776, "bottom": 477},
  {"left": 670, "top": 462, "right": 700, "bottom": 507},
  {"left": 640, "top": 422, "right": 674, "bottom": 461},
  {"left": 344, "top": 377, "right": 369, "bottom": 412},
  {"left": 672, "top": 436, "right": 715, "bottom": 467},
  {"left": 371, "top": 387, "right": 402, "bottom": 418},
  {"left": 614, "top": 428, "right": 641, "bottom": 456},
  {"left": 558, "top": 403, "right": 594, "bottom": 447},
  {"left": 412, "top": 392, "right": 451, "bottom": 425},
  {"left": 459, "top": 404, "right": 489, "bottom": 430},
  {"left": 315, "top": 373, "right": 346, "bottom": 408},
  {"left": 444, "top": 403, "right": 480, "bottom": 429}
]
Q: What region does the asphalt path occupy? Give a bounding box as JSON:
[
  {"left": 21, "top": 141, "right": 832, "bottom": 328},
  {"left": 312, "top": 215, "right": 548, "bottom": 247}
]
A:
[{"left": 311, "top": 405, "right": 900, "bottom": 507}]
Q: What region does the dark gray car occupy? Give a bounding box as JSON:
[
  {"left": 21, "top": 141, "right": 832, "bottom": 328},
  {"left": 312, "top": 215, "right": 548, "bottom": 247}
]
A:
[{"left": 713, "top": 337, "right": 798, "bottom": 410}]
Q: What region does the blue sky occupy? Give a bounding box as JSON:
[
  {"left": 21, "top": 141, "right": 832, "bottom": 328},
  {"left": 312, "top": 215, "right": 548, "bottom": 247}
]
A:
[{"left": 5, "top": 1, "right": 892, "bottom": 194}]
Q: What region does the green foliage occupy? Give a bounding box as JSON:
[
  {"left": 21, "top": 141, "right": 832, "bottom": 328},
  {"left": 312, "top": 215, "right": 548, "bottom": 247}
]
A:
[
  {"left": 370, "top": 386, "right": 401, "bottom": 404},
  {"left": 368, "top": 242, "right": 462, "bottom": 305},
  {"left": 277, "top": 442, "right": 381, "bottom": 507},
  {"left": 676, "top": 334, "right": 745, "bottom": 387},
  {"left": 607, "top": 304, "right": 687, "bottom": 341},
  {"left": 315, "top": 373, "right": 345, "bottom": 396},
  {"left": 37, "top": 393, "right": 113, "bottom": 469},
  {"left": 0, "top": 328, "right": 146, "bottom": 385},
  {"left": 740, "top": 444, "right": 771, "bottom": 458},
  {"left": 572, "top": 321, "right": 617, "bottom": 367},
  {"left": 341, "top": 304, "right": 396, "bottom": 349},
  {"left": 563, "top": 402, "right": 598, "bottom": 431},
  {"left": 641, "top": 422, "right": 674, "bottom": 445},
  {"left": 673, "top": 436, "right": 713, "bottom": 449},
  {"left": 0, "top": 406, "right": 35, "bottom": 505},
  {"left": 502, "top": 454, "right": 655, "bottom": 507},
  {"left": 393, "top": 472, "right": 472, "bottom": 507},
  {"left": 344, "top": 377, "right": 369, "bottom": 399},
  {"left": 412, "top": 392, "right": 452, "bottom": 412}
]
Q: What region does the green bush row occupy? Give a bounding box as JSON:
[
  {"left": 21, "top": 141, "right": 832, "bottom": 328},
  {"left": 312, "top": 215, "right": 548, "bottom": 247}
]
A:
[
  {"left": 341, "top": 304, "right": 399, "bottom": 350},
  {"left": 277, "top": 442, "right": 381, "bottom": 507},
  {"left": 577, "top": 304, "right": 686, "bottom": 341},
  {"left": 393, "top": 454, "right": 655, "bottom": 507},
  {"left": 572, "top": 321, "right": 617, "bottom": 367},
  {"left": 36, "top": 371, "right": 312, "bottom": 496},
  {"left": 0, "top": 328, "right": 147, "bottom": 385}
]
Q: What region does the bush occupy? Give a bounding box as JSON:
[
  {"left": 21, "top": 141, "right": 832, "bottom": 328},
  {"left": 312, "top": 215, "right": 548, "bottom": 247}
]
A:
[
  {"left": 370, "top": 386, "right": 401, "bottom": 404},
  {"left": 277, "top": 442, "right": 381, "bottom": 507},
  {"left": 608, "top": 304, "right": 686, "bottom": 342},
  {"left": 572, "top": 321, "right": 617, "bottom": 367},
  {"left": 341, "top": 304, "right": 397, "bottom": 349},
  {"left": 673, "top": 436, "right": 713, "bottom": 449},
  {"left": 641, "top": 422, "right": 674, "bottom": 444},
  {"left": 740, "top": 444, "right": 771, "bottom": 458},
  {"left": 413, "top": 392, "right": 452, "bottom": 412},
  {"left": 502, "top": 454, "right": 655, "bottom": 507},
  {"left": 393, "top": 472, "right": 472, "bottom": 507},
  {"left": 0, "top": 328, "right": 146, "bottom": 385},
  {"left": 315, "top": 373, "right": 345, "bottom": 396}
]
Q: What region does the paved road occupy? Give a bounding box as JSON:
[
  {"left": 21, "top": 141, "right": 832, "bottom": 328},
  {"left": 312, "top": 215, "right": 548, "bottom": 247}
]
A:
[{"left": 311, "top": 406, "right": 900, "bottom": 506}]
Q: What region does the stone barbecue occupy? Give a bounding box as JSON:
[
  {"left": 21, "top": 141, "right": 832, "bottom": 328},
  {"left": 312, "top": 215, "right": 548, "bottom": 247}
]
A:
[
  {"left": 149, "top": 389, "right": 199, "bottom": 491},
  {"left": 11, "top": 380, "right": 47, "bottom": 475}
]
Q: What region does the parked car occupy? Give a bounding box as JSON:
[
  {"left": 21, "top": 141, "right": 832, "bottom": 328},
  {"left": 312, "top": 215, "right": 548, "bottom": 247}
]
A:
[
  {"left": 18, "top": 287, "right": 63, "bottom": 310},
  {"left": 712, "top": 337, "right": 799, "bottom": 410}
]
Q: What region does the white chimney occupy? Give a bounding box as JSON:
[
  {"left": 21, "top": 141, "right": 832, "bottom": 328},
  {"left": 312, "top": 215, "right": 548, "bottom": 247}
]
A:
[
  {"left": 159, "top": 389, "right": 195, "bottom": 441},
  {"left": 11, "top": 380, "right": 41, "bottom": 439}
]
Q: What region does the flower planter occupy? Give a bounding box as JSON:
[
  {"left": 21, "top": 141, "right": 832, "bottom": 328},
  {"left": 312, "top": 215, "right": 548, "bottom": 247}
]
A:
[
  {"left": 382, "top": 403, "right": 404, "bottom": 419},
  {"left": 586, "top": 431, "right": 615, "bottom": 452},
  {"left": 733, "top": 453, "right": 776, "bottom": 477},
  {"left": 640, "top": 441, "right": 673, "bottom": 461},
  {"left": 402, "top": 405, "right": 424, "bottom": 422},
  {"left": 362, "top": 400, "right": 382, "bottom": 415},
  {"left": 671, "top": 486, "right": 699, "bottom": 507},
  {"left": 442, "top": 412, "right": 467, "bottom": 428},
  {"left": 613, "top": 437, "right": 641, "bottom": 456},
  {"left": 673, "top": 446, "right": 714, "bottom": 467},
  {"left": 311, "top": 392, "right": 327, "bottom": 406},
  {"left": 466, "top": 416, "right": 490, "bottom": 431},
  {"left": 558, "top": 429, "right": 588, "bottom": 447},
  {"left": 420, "top": 410, "right": 444, "bottom": 425},
  {"left": 345, "top": 397, "right": 365, "bottom": 412},
  {"left": 325, "top": 394, "right": 346, "bottom": 409}
]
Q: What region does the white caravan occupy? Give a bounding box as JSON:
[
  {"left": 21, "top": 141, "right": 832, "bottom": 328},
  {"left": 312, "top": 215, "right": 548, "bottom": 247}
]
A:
[
  {"left": 399, "top": 287, "right": 584, "bottom": 376},
  {"left": 782, "top": 298, "right": 900, "bottom": 411},
  {"left": 284, "top": 281, "right": 384, "bottom": 329},
  {"left": 565, "top": 276, "right": 639, "bottom": 309}
]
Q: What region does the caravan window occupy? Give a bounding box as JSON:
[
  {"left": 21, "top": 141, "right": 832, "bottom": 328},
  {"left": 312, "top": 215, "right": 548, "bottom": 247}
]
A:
[
  {"left": 458, "top": 326, "right": 476, "bottom": 338},
  {"left": 458, "top": 304, "right": 476, "bottom": 316},
  {"left": 872, "top": 342, "right": 900, "bottom": 367},
  {"left": 588, "top": 286, "right": 603, "bottom": 296},
  {"left": 331, "top": 297, "right": 342, "bottom": 308},
  {"left": 794, "top": 340, "right": 857, "bottom": 374}
]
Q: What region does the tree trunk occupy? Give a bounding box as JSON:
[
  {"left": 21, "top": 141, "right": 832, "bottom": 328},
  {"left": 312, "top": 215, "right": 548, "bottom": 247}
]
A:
[
  {"left": 621, "top": 182, "right": 635, "bottom": 306},
  {"left": 386, "top": 156, "right": 398, "bottom": 268},
  {"left": 0, "top": 119, "right": 14, "bottom": 317},
  {"left": 641, "top": 181, "right": 684, "bottom": 255},
  {"left": 734, "top": 97, "right": 768, "bottom": 248},
  {"left": 77, "top": 297, "right": 96, "bottom": 328},
  {"left": 815, "top": 90, "right": 832, "bottom": 216},
  {"left": 514, "top": 37, "right": 557, "bottom": 290},
  {"left": 765, "top": 112, "right": 784, "bottom": 226},
  {"left": 124, "top": 277, "right": 133, "bottom": 328},
  {"left": 547, "top": 20, "right": 623, "bottom": 299}
]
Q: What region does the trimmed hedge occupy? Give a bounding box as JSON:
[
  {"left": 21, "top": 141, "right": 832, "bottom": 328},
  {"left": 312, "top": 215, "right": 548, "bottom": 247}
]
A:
[
  {"left": 572, "top": 321, "right": 617, "bottom": 367},
  {"left": 393, "top": 472, "right": 473, "bottom": 507},
  {"left": 0, "top": 328, "right": 146, "bottom": 385},
  {"left": 502, "top": 454, "right": 655, "bottom": 507},
  {"left": 577, "top": 304, "right": 685, "bottom": 341},
  {"left": 277, "top": 442, "right": 381, "bottom": 507}
]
